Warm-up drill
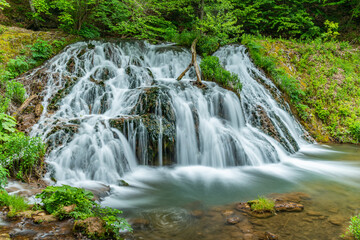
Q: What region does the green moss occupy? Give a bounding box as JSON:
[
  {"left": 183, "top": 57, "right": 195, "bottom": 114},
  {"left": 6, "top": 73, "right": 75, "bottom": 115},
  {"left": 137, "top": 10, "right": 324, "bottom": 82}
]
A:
[
  {"left": 0, "top": 25, "right": 80, "bottom": 113},
  {"left": 248, "top": 196, "right": 275, "bottom": 213}
]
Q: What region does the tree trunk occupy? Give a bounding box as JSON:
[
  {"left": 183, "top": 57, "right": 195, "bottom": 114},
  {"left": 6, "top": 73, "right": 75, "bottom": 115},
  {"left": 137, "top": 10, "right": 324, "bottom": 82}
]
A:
[
  {"left": 176, "top": 38, "right": 202, "bottom": 84},
  {"left": 29, "top": 0, "right": 39, "bottom": 28}
]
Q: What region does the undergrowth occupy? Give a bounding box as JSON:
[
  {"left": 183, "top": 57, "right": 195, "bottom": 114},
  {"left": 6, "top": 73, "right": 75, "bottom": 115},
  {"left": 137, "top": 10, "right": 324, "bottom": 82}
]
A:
[
  {"left": 200, "top": 55, "right": 242, "bottom": 91},
  {"left": 248, "top": 196, "right": 275, "bottom": 213},
  {"left": 344, "top": 214, "right": 360, "bottom": 240},
  {"left": 242, "top": 34, "right": 360, "bottom": 143},
  {"left": 36, "top": 185, "right": 132, "bottom": 239},
  {"left": 0, "top": 190, "right": 29, "bottom": 217}
]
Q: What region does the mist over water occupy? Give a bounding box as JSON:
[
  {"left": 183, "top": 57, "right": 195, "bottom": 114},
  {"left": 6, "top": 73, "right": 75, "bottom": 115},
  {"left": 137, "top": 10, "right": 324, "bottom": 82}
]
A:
[{"left": 28, "top": 41, "right": 360, "bottom": 210}]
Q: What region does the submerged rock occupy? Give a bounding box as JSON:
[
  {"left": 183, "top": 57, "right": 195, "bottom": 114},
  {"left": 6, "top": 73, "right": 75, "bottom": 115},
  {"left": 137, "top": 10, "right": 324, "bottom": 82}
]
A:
[
  {"left": 274, "top": 201, "right": 304, "bottom": 212},
  {"left": 130, "top": 218, "right": 150, "bottom": 229},
  {"left": 190, "top": 210, "right": 204, "bottom": 218},
  {"left": 226, "top": 216, "right": 241, "bottom": 225}
]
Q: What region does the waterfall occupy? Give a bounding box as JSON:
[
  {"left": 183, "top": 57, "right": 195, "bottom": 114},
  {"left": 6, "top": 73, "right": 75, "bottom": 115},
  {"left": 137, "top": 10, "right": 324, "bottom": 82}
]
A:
[{"left": 29, "top": 40, "right": 310, "bottom": 184}]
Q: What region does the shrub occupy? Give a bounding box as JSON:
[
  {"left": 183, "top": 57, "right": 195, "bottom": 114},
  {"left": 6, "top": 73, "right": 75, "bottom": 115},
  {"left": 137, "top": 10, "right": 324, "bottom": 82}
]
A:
[
  {"left": 350, "top": 121, "right": 360, "bottom": 141},
  {"left": 36, "top": 185, "right": 94, "bottom": 219},
  {"left": 0, "top": 190, "right": 29, "bottom": 217},
  {"left": 197, "top": 35, "right": 220, "bottom": 56},
  {"left": 0, "top": 113, "right": 17, "bottom": 141},
  {"left": 30, "top": 39, "right": 53, "bottom": 61},
  {"left": 348, "top": 214, "right": 360, "bottom": 239},
  {"left": 6, "top": 80, "right": 26, "bottom": 103},
  {"left": 36, "top": 185, "right": 132, "bottom": 239},
  {"left": 78, "top": 24, "right": 101, "bottom": 39},
  {"left": 0, "top": 166, "right": 9, "bottom": 189},
  {"left": 200, "top": 55, "right": 242, "bottom": 90},
  {"left": 0, "top": 96, "right": 10, "bottom": 113},
  {"left": 6, "top": 56, "right": 29, "bottom": 77},
  {"left": 0, "top": 133, "right": 46, "bottom": 180},
  {"left": 248, "top": 196, "right": 275, "bottom": 213}
]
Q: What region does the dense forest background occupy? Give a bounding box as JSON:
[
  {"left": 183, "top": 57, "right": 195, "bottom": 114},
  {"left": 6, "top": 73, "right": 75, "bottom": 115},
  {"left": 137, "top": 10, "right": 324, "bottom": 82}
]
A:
[{"left": 1, "top": 0, "right": 359, "bottom": 44}]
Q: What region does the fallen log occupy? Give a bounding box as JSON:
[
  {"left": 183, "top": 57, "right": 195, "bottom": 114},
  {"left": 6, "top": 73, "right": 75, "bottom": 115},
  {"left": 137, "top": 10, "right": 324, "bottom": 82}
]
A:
[{"left": 13, "top": 94, "right": 38, "bottom": 118}]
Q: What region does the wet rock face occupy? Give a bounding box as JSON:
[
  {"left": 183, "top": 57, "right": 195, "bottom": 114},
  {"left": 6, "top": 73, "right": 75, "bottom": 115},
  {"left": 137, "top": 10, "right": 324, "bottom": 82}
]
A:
[
  {"left": 250, "top": 105, "right": 299, "bottom": 153},
  {"left": 110, "top": 86, "right": 177, "bottom": 166},
  {"left": 45, "top": 121, "right": 80, "bottom": 152}
]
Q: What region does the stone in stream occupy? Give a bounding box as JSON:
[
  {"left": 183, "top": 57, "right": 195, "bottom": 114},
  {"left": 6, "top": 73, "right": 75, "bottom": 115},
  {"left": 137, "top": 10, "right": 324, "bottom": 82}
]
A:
[
  {"left": 264, "top": 231, "right": 279, "bottom": 240},
  {"left": 221, "top": 210, "right": 234, "bottom": 217},
  {"left": 306, "top": 210, "right": 322, "bottom": 216},
  {"left": 130, "top": 218, "right": 150, "bottom": 229},
  {"left": 235, "top": 202, "right": 274, "bottom": 218},
  {"left": 226, "top": 216, "right": 241, "bottom": 225},
  {"left": 190, "top": 210, "right": 204, "bottom": 218},
  {"left": 328, "top": 216, "right": 343, "bottom": 226},
  {"left": 235, "top": 202, "right": 251, "bottom": 212},
  {"left": 274, "top": 201, "right": 304, "bottom": 212}
]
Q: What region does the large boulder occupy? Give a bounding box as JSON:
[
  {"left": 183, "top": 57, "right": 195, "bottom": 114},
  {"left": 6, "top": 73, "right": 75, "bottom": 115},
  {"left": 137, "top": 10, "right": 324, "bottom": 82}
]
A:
[{"left": 109, "top": 86, "right": 177, "bottom": 166}]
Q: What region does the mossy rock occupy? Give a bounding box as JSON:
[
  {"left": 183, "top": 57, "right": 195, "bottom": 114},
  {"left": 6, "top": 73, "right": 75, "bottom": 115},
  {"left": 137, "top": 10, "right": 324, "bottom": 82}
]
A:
[{"left": 74, "top": 217, "right": 107, "bottom": 239}]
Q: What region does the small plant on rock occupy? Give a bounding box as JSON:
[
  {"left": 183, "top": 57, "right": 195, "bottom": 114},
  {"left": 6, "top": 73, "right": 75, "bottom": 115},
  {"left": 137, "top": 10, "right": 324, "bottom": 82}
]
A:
[
  {"left": 200, "top": 55, "right": 242, "bottom": 90},
  {"left": 36, "top": 185, "right": 132, "bottom": 239},
  {"left": 248, "top": 196, "right": 275, "bottom": 213},
  {"left": 0, "top": 190, "right": 29, "bottom": 217},
  {"left": 36, "top": 185, "right": 94, "bottom": 219}
]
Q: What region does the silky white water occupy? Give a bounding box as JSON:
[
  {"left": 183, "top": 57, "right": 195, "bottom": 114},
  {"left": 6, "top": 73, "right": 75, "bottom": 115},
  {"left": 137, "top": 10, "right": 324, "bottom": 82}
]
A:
[{"left": 27, "top": 41, "right": 360, "bottom": 210}]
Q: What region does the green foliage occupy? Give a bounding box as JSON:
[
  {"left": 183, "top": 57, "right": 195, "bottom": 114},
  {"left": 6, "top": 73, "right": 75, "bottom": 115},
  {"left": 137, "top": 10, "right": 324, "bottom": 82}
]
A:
[
  {"left": 94, "top": 207, "right": 132, "bottom": 238},
  {"left": 200, "top": 55, "right": 242, "bottom": 90},
  {"left": 0, "top": 133, "right": 46, "bottom": 180},
  {"left": 197, "top": 0, "right": 242, "bottom": 45},
  {"left": 78, "top": 24, "right": 100, "bottom": 39},
  {"left": 36, "top": 185, "right": 132, "bottom": 239},
  {"left": 322, "top": 20, "right": 340, "bottom": 41},
  {"left": 0, "top": 114, "right": 45, "bottom": 181},
  {"left": 29, "top": 39, "right": 53, "bottom": 61},
  {"left": 33, "top": 0, "right": 102, "bottom": 31},
  {"left": 6, "top": 80, "right": 26, "bottom": 103},
  {"left": 6, "top": 56, "right": 30, "bottom": 77},
  {"left": 0, "top": 113, "right": 17, "bottom": 141},
  {"left": 0, "top": 166, "right": 9, "bottom": 189},
  {"left": 350, "top": 121, "right": 360, "bottom": 141},
  {"left": 93, "top": 0, "right": 176, "bottom": 40},
  {"left": 0, "top": 190, "right": 29, "bottom": 216},
  {"left": 165, "top": 30, "right": 198, "bottom": 47},
  {"left": 36, "top": 185, "right": 94, "bottom": 219},
  {"left": 248, "top": 196, "right": 275, "bottom": 213},
  {"left": 242, "top": 34, "right": 303, "bottom": 103},
  {"left": 197, "top": 35, "right": 221, "bottom": 56},
  {"left": 0, "top": 0, "right": 10, "bottom": 10},
  {"left": 0, "top": 25, "right": 7, "bottom": 34},
  {"left": 347, "top": 214, "right": 360, "bottom": 239},
  {"left": 243, "top": 35, "right": 360, "bottom": 143}
]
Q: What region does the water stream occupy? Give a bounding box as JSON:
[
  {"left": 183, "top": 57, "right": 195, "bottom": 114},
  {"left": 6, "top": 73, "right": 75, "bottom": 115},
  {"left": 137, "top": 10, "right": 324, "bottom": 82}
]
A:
[{"left": 25, "top": 40, "right": 360, "bottom": 239}]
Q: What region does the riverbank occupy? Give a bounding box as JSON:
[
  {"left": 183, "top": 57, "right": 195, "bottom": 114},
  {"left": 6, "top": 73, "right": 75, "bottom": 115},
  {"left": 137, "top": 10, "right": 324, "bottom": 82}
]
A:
[
  {"left": 242, "top": 35, "right": 360, "bottom": 144},
  {"left": 2, "top": 145, "right": 360, "bottom": 240}
]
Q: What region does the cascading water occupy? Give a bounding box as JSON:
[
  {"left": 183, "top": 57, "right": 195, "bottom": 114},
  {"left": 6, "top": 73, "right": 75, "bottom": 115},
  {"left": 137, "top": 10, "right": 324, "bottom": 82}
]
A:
[{"left": 29, "top": 40, "right": 311, "bottom": 184}]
